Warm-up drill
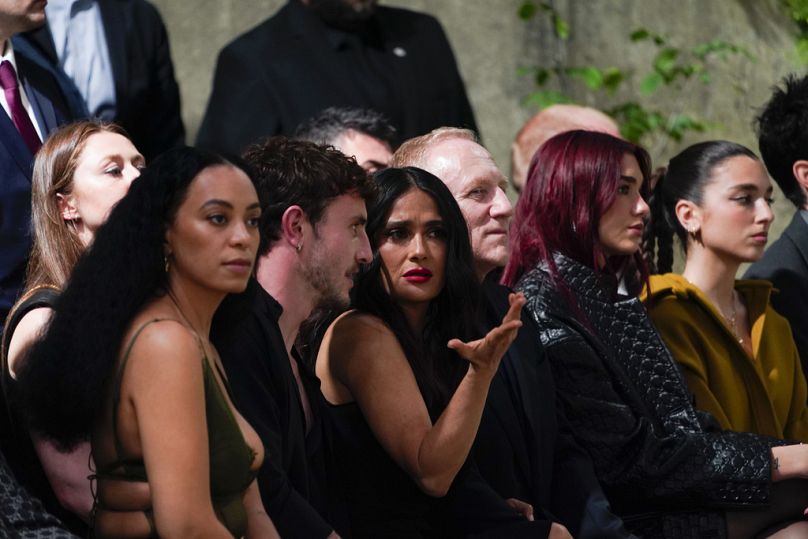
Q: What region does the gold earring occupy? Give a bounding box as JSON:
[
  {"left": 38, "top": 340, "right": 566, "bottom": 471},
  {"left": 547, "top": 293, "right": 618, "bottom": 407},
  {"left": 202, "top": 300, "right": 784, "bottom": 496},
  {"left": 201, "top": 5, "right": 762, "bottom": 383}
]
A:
[{"left": 164, "top": 254, "right": 170, "bottom": 273}]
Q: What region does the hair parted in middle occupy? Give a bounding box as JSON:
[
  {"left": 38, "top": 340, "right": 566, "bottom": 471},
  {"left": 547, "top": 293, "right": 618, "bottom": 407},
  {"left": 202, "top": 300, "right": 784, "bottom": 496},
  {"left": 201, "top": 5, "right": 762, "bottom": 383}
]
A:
[
  {"left": 242, "top": 136, "right": 377, "bottom": 256},
  {"left": 26, "top": 120, "right": 129, "bottom": 291},
  {"left": 16, "top": 147, "right": 253, "bottom": 451},
  {"left": 502, "top": 129, "right": 652, "bottom": 287},
  {"left": 352, "top": 166, "right": 481, "bottom": 411}
]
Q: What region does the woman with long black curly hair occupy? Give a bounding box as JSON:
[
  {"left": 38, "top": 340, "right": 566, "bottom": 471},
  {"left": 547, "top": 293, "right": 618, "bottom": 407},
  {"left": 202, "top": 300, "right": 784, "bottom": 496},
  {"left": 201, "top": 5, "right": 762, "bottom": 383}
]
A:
[{"left": 17, "top": 147, "right": 278, "bottom": 538}]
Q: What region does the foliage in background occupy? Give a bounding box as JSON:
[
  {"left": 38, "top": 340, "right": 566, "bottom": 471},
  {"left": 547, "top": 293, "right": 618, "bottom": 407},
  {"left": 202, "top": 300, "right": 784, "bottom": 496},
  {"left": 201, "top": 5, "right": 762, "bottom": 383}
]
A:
[
  {"left": 517, "top": 0, "right": 753, "bottom": 150},
  {"left": 782, "top": 0, "right": 808, "bottom": 62}
]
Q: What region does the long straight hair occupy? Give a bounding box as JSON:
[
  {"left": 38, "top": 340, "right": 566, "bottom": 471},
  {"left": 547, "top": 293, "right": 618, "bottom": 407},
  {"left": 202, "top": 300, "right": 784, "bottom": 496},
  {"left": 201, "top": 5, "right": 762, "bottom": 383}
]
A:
[
  {"left": 26, "top": 121, "right": 130, "bottom": 290},
  {"left": 503, "top": 130, "right": 652, "bottom": 288}
]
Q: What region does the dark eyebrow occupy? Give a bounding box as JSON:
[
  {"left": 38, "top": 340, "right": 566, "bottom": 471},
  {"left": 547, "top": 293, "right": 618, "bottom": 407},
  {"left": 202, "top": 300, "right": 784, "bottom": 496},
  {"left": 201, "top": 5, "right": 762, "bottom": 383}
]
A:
[
  {"left": 201, "top": 200, "right": 261, "bottom": 211},
  {"left": 728, "top": 183, "right": 772, "bottom": 194},
  {"left": 620, "top": 175, "right": 638, "bottom": 184},
  {"left": 202, "top": 199, "right": 233, "bottom": 209}
]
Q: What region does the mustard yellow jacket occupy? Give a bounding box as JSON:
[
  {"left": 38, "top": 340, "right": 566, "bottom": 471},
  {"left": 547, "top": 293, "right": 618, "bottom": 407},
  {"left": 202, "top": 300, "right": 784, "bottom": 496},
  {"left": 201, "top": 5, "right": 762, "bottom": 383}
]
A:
[{"left": 644, "top": 273, "right": 808, "bottom": 442}]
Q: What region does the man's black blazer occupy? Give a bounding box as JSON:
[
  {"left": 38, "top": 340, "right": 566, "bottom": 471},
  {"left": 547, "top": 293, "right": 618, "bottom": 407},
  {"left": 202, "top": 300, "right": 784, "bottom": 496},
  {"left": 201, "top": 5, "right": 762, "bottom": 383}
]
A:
[
  {"left": 0, "top": 37, "right": 77, "bottom": 329},
  {"left": 25, "top": 0, "right": 185, "bottom": 161},
  {"left": 745, "top": 212, "right": 808, "bottom": 379},
  {"left": 196, "top": 0, "right": 477, "bottom": 155}
]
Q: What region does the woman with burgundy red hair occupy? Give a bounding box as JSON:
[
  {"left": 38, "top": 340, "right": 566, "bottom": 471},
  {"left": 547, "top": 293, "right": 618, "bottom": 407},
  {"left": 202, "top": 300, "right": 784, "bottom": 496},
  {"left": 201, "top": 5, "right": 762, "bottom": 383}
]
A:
[{"left": 504, "top": 129, "right": 808, "bottom": 538}]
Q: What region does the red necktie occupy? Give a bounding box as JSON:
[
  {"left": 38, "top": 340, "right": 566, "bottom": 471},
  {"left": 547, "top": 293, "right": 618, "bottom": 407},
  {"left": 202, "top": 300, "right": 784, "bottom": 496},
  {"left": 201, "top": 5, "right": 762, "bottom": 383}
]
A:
[{"left": 0, "top": 60, "right": 43, "bottom": 155}]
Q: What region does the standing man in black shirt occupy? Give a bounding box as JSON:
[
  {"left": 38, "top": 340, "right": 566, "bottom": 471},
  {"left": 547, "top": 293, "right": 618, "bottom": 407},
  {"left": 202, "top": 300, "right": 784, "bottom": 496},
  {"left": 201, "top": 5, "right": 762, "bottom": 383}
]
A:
[
  {"left": 211, "top": 137, "right": 375, "bottom": 538},
  {"left": 196, "top": 0, "right": 477, "bottom": 155}
]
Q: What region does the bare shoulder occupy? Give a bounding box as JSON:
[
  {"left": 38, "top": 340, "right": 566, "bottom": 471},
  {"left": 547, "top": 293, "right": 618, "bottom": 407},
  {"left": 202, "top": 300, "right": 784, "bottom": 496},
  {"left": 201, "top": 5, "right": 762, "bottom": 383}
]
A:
[
  {"left": 329, "top": 310, "right": 397, "bottom": 344},
  {"left": 122, "top": 319, "right": 205, "bottom": 384},
  {"left": 7, "top": 307, "right": 53, "bottom": 377},
  {"left": 325, "top": 310, "right": 409, "bottom": 385}
]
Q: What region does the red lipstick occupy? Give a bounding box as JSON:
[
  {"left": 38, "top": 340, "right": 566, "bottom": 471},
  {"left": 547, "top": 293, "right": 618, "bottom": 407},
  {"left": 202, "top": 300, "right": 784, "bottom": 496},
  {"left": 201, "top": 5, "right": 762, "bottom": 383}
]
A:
[{"left": 403, "top": 268, "right": 432, "bottom": 283}]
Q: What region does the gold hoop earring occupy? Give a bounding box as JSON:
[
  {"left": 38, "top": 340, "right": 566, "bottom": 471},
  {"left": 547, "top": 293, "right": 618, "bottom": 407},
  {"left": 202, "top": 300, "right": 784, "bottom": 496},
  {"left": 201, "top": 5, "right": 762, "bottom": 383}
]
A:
[{"left": 164, "top": 254, "right": 171, "bottom": 273}]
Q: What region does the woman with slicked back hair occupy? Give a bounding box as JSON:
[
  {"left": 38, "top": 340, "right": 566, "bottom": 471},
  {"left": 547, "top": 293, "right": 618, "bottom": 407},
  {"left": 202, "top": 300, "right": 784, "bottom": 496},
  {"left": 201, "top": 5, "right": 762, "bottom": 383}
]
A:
[
  {"left": 506, "top": 130, "right": 808, "bottom": 538},
  {"left": 2, "top": 120, "right": 143, "bottom": 533},
  {"left": 16, "top": 147, "right": 279, "bottom": 538},
  {"left": 644, "top": 140, "right": 808, "bottom": 443}
]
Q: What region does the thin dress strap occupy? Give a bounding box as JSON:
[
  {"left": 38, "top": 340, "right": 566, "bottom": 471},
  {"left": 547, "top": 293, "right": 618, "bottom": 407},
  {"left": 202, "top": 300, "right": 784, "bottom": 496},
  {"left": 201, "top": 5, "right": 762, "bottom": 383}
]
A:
[{"left": 109, "top": 318, "right": 188, "bottom": 463}]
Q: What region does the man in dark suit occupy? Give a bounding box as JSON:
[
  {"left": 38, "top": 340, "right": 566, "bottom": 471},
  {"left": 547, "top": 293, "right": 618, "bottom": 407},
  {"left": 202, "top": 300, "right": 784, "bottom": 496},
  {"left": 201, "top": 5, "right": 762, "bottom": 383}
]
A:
[
  {"left": 746, "top": 74, "right": 808, "bottom": 379},
  {"left": 392, "top": 128, "right": 633, "bottom": 539},
  {"left": 211, "top": 137, "right": 376, "bottom": 539},
  {"left": 24, "top": 0, "right": 184, "bottom": 161},
  {"left": 196, "top": 0, "right": 477, "bottom": 156},
  {"left": 0, "top": 1, "right": 82, "bottom": 331}
]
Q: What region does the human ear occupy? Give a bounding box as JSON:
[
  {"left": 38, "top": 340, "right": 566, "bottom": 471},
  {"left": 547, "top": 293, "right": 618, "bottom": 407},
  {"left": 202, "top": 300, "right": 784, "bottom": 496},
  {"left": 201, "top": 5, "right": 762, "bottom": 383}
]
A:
[
  {"left": 280, "top": 205, "right": 307, "bottom": 252},
  {"left": 674, "top": 199, "right": 701, "bottom": 235},
  {"left": 792, "top": 160, "right": 808, "bottom": 201},
  {"left": 56, "top": 192, "right": 80, "bottom": 221}
]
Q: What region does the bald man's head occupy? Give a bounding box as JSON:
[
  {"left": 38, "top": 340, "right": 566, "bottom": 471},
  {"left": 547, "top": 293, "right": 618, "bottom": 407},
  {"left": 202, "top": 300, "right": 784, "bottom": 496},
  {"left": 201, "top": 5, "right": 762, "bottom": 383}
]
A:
[{"left": 511, "top": 105, "right": 620, "bottom": 192}]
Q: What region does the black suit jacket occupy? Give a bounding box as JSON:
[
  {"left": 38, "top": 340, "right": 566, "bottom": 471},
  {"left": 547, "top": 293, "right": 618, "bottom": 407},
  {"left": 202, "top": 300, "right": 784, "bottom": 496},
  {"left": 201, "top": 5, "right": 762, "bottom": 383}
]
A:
[
  {"left": 196, "top": 0, "right": 477, "bottom": 155},
  {"left": 745, "top": 212, "right": 808, "bottom": 379},
  {"left": 472, "top": 281, "right": 633, "bottom": 538},
  {"left": 211, "top": 280, "right": 348, "bottom": 539},
  {"left": 0, "top": 37, "right": 78, "bottom": 329},
  {"left": 25, "top": 0, "right": 185, "bottom": 161}
]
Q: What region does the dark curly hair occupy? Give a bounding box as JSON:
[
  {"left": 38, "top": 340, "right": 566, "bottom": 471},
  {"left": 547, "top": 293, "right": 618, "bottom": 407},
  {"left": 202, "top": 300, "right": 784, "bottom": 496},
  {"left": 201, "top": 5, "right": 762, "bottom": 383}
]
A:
[
  {"left": 16, "top": 147, "right": 253, "bottom": 450},
  {"left": 645, "top": 140, "right": 758, "bottom": 274},
  {"left": 243, "top": 136, "right": 376, "bottom": 256},
  {"left": 352, "top": 167, "right": 480, "bottom": 412},
  {"left": 756, "top": 74, "right": 808, "bottom": 209}
]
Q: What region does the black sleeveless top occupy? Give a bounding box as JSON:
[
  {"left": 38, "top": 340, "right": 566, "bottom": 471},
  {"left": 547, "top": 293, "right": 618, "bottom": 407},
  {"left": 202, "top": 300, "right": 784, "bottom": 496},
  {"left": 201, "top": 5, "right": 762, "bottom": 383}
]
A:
[
  {"left": 327, "top": 401, "right": 434, "bottom": 538},
  {"left": 1, "top": 286, "right": 88, "bottom": 536}
]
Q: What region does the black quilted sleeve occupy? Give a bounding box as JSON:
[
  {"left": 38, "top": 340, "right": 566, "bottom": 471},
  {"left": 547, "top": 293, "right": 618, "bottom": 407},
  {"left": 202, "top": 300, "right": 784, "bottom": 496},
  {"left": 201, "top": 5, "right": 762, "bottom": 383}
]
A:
[{"left": 544, "top": 332, "right": 779, "bottom": 509}]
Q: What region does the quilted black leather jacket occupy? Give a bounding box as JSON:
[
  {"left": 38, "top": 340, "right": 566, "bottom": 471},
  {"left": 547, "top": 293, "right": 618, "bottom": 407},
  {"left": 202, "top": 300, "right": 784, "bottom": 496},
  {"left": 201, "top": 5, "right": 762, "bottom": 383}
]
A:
[{"left": 515, "top": 254, "right": 787, "bottom": 539}]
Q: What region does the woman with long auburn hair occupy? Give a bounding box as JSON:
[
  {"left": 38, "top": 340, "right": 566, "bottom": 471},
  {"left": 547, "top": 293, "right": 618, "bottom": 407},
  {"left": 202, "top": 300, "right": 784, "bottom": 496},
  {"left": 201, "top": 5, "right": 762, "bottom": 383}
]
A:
[
  {"left": 2, "top": 120, "right": 143, "bottom": 533},
  {"left": 504, "top": 129, "right": 808, "bottom": 538}
]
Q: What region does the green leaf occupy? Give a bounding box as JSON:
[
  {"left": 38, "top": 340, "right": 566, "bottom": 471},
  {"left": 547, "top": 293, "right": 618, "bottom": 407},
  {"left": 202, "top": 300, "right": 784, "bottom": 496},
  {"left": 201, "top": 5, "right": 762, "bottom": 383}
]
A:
[
  {"left": 798, "top": 37, "right": 808, "bottom": 64},
  {"left": 554, "top": 16, "right": 570, "bottom": 39},
  {"left": 566, "top": 66, "right": 603, "bottom": 89},
  {"left": 602, "top": 68, "right": 624, "bottom": 93},
  {"left": 518, "top": 1, "right": 537, "bottom": 20},
  {"left": 630, "top": 28, "right": 650, "bottom": 41},
  {"left": 523, "top": 90, "right": 571, "bottom": 110},
  {"left": 654, "top": 48, "right": 680, "bottom": 75},
  {"left": 640, "top": 72, "right": 663, "bottom": 95},
  {"left": 516, "top": 66, "right": 533, "bottom": 77}
]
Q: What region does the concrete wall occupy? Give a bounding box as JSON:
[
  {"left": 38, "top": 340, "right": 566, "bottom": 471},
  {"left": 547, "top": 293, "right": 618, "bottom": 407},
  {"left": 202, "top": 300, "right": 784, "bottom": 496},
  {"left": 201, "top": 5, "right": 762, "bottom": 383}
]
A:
[{"left": 152, "top": 0, "right": 802, "bottom": 239}]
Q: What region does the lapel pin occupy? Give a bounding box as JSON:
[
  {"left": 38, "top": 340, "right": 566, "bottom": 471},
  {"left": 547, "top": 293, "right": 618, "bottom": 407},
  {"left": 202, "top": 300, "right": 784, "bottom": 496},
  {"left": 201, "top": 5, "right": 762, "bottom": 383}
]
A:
[{"left": 392, "top": 47, "right": 407, "bottom": 57}]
